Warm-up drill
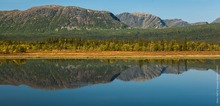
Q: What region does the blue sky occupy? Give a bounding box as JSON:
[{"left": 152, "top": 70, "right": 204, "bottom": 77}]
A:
[{"left": 0, "top": 0, "right": 219, "bottom": 23}]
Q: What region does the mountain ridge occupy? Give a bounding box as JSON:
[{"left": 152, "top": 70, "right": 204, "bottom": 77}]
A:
[
  {"left": 163, "top": 19, "right": 191, "bottom": 27},
  {"left": 116, "top": 12, "right": 218, "bottom": 29},
  {"left": 0, "top": 5, "right": 127, "bottom": 33},
  {"left": 116, "top": 12, "right": 166, "bottom": 29}
]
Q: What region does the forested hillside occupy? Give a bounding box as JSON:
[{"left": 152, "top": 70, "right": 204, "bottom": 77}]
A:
[{"left": 1, "top": 24, "right": 220, "bottom": 43}]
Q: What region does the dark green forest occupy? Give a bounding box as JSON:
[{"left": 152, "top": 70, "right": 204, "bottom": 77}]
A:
[{"left": 0, "top": 24, "right": 220, "bottom": 43}]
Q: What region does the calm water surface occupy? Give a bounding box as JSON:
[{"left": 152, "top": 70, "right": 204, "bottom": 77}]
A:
[{"left": 0, "top": 59, "right": 219, "bottom": 106}]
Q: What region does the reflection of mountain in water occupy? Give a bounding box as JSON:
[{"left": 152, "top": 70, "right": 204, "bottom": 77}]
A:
[
  {"left": 117, "top": 65, "right": 186, "bottom": 82},
  {"left": 0, "top": 60, "right": 126, "bottom": 90},
  {"left": 0, "top": 59, "right": 219, "bottom": 90},
  {"left": 118, "top": 65, "right": 162, "bottom": 81}
]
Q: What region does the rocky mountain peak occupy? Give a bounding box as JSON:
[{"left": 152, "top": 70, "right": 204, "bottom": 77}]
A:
[
  {"left": 116, "top": 12, "right": 166, "bottom": 29},
  {"left": 163, "top": 19, "right": 191, "bottom": 27}
]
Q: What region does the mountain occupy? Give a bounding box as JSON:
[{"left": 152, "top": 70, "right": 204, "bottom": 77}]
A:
[
  {"left": 0, "top": 5, "right": 219, "bottom": 39},
  {"left": 0, "top": 5, "right": 126, "bottom": 33},
  {"left": 116, "top": 12, "right": 166, "bottom": 29},
  {"left": 163, "top": 19, "right": 191, "bottom": 27},
  {"left": 116, "top": 12, "right": 198, "bottom": 29},
  {"left": 212, "top": 18, "right": 220, "bottom": 23}
]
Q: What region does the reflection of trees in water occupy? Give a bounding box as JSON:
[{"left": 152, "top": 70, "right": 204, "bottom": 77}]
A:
[
  {"left": 0, "top": 59, "right": 27, "bottom": 65},
  {"left": 0, "top": 59, "right": 219, "bottom": 90}
]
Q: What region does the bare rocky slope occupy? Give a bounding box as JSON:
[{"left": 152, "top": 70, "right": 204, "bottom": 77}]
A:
[
  {"left": 116, "top": 12, "right": 166, "bottom": 29},
  {"left": 116, "top": 12, "right": 193, "bottom": 29},
  {"left": 163, "top": 19, "right": 191, "bottom": 27}
]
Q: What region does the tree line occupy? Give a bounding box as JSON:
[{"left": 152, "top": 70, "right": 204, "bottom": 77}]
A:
[{"left": 0, "top": 37, "right": 220, "bottom": 54}]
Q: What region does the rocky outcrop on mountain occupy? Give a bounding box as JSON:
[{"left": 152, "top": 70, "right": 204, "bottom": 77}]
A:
[
  {"left": 0, "top": 5, "right": 126, "bottom": 33},
  {"left": 212, "top": 18, "right": 220, "bottom": 23},
  {"left": 163, "top": 19, "right": 191, "bottom": 27},
  {"left": 116, "top": 12, "right": 166, "bottom": 29}
]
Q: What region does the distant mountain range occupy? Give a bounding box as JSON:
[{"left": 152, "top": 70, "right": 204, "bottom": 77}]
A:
[
  {"left": 116, "top": 12, "right": 166, "bottom": 29},
  {"left": 116, "top": 12, "right": 213, "bottom": 29},
  {"left": 0, "top": 5, "right": 219, "bottom": 33}
]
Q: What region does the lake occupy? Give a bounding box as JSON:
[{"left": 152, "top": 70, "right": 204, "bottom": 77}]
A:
[{"left": 0, "top": 59, "right": 219, "bottom": 106}]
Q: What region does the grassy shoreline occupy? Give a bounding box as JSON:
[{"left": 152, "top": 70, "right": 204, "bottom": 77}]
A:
[{"left": 1, "top": 51, "right": 220, "bottom": 59}]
